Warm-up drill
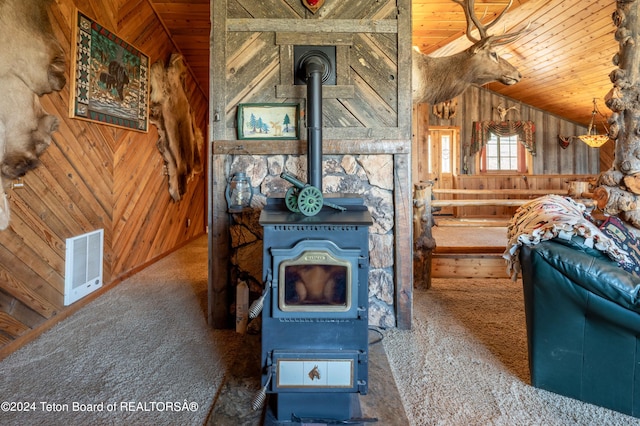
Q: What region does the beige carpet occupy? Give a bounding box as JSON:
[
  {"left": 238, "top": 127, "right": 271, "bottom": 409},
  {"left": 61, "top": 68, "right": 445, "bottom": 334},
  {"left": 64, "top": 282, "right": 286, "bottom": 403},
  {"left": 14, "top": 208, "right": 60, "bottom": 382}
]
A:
[
  {"left": 0, "top": 235, "right": 219, "bottom": 426},
  {"left": 2, "top": 236, "right": 639, "bottom": 425},
  {"left": 383, "top": 278, "right": 640, "bottom": 426}
]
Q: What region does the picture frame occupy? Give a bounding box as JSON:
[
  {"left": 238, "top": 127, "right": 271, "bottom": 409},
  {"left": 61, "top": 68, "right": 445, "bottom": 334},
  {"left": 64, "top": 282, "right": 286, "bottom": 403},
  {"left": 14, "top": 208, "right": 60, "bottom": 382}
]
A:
[
  {"left": 69, "top": 9, "right": 150, "bottom": 132},
  {"left": 237, "top": 103, "right": 299, "bottom": 140}
]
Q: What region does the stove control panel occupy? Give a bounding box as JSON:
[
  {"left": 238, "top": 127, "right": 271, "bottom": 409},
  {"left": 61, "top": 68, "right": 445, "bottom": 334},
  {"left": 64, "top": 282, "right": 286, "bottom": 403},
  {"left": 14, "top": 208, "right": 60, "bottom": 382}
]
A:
[{"left": 272, "top": 350, "right": 360, "bottom": 393}]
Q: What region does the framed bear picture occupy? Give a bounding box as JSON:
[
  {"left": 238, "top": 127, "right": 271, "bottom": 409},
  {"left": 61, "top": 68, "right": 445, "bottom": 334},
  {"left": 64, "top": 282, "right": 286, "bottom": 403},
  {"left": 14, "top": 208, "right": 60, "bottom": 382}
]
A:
[{"left": 70, "top": 9, "right": 149, "bottom": 131}]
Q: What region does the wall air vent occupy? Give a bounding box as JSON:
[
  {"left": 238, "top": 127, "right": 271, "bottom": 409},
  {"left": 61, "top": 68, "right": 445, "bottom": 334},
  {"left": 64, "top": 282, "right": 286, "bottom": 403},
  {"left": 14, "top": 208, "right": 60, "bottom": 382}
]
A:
[{"left": 64, "top": 229, "right": 104, "bottom": 306}]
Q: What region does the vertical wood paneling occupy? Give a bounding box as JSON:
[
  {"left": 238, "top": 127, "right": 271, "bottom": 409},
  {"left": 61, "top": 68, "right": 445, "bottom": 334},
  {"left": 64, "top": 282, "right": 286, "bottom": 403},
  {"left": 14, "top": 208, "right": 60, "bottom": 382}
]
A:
[
  {"left": 0, "top": 0, "right": 207, "bottom": 356},
  {"left": 419, "top": 87, "right": 600, "bottom": 218},
  {"left": 425, "top": 85, "right": 595, "bottom": 178}
]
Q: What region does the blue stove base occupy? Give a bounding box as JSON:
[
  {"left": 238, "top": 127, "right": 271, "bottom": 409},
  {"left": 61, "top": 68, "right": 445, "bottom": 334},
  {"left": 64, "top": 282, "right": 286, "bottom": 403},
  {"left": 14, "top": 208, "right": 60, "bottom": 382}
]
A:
[{"left": 265, "top": 392, "right": 362, "bottom": 424}]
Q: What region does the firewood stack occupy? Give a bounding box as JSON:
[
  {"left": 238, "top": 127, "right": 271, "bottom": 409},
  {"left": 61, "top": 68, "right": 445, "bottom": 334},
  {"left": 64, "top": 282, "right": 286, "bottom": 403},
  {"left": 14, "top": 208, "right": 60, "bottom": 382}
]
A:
[{"left": 594, "top": 0, "right": 640, "bottom": 228}]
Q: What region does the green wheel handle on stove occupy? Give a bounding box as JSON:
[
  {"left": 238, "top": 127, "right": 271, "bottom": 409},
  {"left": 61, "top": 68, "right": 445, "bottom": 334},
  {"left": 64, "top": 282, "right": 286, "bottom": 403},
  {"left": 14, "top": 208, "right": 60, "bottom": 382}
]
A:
[{"left": 297, "top": 186, "right": 323, "bottom": 216}]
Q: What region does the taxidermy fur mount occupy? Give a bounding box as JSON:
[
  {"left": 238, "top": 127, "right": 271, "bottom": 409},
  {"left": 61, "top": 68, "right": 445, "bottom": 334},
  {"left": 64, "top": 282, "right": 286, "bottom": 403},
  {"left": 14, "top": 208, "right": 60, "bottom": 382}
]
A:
[
  {"left": 149, "top": 53, "right": 204, "bottom": 202},
  {"left": 0, "top": 0, "right": 66, "bottom": 230}
]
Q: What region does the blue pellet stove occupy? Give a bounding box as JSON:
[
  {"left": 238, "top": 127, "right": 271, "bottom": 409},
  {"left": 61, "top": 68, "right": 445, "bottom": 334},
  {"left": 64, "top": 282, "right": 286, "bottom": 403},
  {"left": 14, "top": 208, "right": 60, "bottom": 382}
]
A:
[{"left": 256, "top": 47, "right": 373, "bottom": 423}]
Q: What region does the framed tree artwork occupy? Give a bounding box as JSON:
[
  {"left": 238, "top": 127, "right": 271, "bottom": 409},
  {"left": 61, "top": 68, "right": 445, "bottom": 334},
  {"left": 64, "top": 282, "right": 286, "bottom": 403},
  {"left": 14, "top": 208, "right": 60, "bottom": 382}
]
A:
[
  {"left": 237, "top": 103, "right": 299, "bottom": 140},
  {"left": 69, "top": 9, "right": 149, "bottom": 132}
]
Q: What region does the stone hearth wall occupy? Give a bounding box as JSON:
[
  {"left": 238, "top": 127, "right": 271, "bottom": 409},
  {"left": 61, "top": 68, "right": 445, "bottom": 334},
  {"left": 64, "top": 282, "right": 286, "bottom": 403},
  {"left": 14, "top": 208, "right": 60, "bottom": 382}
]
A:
[
  {"left": 210, "top": 0, "right": 413, "bottom": 329},
  {"left": 228, "top": 154, "right": 396, "bottom": 328}
]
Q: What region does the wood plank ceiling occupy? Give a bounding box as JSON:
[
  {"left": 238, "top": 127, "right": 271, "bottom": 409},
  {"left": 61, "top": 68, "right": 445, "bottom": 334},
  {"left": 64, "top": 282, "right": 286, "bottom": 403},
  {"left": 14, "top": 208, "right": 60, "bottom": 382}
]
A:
[{"left": 150, "top": 0, "right": 619, "bottom": 127}]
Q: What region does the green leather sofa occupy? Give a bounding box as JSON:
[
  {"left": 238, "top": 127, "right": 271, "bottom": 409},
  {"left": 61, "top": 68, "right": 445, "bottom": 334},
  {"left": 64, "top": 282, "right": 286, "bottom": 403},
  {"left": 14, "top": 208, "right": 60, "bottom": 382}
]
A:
[{"left": 519, "top": 238, "right": 640, "bottom": 418}]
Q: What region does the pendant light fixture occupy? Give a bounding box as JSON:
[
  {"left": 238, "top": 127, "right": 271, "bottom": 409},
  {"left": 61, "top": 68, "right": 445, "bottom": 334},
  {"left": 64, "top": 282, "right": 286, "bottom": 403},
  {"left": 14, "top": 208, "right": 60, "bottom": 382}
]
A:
[{"left": 578, "top": 98, "right": 610, "bottom": 148}]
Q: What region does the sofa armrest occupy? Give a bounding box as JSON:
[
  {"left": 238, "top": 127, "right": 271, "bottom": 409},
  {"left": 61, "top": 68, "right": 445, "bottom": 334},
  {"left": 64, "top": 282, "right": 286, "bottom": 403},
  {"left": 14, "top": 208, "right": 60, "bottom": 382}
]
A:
[{"left": 521, "top": 240, "right": 640, "bottom": 312}]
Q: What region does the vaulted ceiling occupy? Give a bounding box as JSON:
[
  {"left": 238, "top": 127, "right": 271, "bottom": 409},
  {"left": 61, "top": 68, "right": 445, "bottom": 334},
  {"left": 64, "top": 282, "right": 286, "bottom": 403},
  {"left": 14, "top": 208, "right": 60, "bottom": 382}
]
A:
[{"left": 150, "top": 0, "right": 618, "bottom": 127}]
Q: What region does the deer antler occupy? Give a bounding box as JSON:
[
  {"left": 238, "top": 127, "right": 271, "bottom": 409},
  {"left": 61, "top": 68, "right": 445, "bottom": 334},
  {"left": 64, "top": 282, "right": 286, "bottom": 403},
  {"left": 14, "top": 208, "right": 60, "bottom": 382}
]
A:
[
  {"left": 485, "top": 21, "right": 532, "bottom": 48},
  {"left": 496, "top": 103, "right": 519, "bottom": 121},
  {"left": 411, "top": 0, "right": 526, "bottom": 105},
  {"left": 452, "top": 0, "right": 529, "bottom": 48}
]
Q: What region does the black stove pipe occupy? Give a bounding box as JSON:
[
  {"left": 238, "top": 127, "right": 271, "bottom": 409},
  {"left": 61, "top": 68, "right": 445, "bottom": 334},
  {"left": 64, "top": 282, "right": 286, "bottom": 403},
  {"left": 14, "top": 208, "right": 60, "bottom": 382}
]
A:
[{"left": 304, "top": 56, "right": 324, "bottom": 191}]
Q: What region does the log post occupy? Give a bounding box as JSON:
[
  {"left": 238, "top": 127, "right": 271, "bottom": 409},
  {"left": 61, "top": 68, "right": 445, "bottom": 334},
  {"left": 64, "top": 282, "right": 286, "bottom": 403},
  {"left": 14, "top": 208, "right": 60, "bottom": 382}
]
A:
[
  {"left": 594, "top": 0, "right": 640, "bottom": 229},
  {"left": 413, "top": 181, "right": 436, "bottom": 289}
]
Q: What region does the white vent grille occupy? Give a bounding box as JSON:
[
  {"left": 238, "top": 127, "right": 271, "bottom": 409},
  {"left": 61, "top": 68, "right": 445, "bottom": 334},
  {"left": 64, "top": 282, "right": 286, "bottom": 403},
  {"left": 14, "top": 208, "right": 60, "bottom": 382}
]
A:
[{"left": 64, "top": 229, "right": 104, "bottom": 306}]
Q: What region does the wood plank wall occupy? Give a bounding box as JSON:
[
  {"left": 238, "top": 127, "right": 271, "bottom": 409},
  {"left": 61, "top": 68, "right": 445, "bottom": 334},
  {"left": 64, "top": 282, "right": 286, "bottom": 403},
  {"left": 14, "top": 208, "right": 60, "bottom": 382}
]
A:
[
  {"left": 0, "top": 0, "right": 207, "bottom": 357},
  {"left": 210, "top": 0, "right": 414, "bottom": 328},
  {"left": 413, "top": 84, "right": 604, "bottom": 218},
  {"left": 417, "top": 85, "right": 598, "bottom": 178}
]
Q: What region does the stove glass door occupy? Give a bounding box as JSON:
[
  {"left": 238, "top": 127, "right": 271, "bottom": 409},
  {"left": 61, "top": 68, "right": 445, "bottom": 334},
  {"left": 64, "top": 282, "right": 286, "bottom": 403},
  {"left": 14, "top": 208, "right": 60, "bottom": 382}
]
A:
[{"left": 279, "top": 250, "right": 351, "bottom": 312}]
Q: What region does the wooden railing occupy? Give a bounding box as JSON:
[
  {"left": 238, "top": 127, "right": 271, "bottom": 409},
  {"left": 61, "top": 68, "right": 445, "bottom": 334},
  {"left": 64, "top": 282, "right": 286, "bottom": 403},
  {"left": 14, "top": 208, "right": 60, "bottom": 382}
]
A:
[
  {"left": 431, "top": 188, "right": 559, "bottom": 207},
  {"left": 413, "top": 181, "right": 594, "bottom": 288},
  {"left": 442, "top": 174, "right": 597, "bottom": 216}
]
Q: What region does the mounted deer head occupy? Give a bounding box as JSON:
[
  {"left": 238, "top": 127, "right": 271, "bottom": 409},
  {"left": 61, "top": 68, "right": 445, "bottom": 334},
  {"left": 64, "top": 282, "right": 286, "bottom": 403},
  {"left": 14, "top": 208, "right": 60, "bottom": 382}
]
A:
[{"left": 412, "top": 0, "right": 528, "bottom": 105}]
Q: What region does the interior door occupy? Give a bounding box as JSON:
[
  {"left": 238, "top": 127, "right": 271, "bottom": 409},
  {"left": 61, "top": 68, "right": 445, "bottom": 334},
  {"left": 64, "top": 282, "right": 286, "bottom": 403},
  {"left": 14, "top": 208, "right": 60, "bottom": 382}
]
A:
[{"left": 428, "top": 127, "right": 458, "bottom": 216}]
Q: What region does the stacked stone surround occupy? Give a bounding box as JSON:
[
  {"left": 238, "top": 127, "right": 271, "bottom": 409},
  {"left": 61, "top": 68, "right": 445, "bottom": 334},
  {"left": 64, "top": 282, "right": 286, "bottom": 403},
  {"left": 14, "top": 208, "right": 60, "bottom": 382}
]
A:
[{"left": 228, "top": 154, "right": 396, "bottom": 328}]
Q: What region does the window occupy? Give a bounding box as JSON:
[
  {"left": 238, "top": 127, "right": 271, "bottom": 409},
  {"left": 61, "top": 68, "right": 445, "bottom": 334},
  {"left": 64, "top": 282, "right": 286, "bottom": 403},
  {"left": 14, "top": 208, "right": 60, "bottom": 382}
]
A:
[
  {"left": 480, "top": 132, "right": 527, "bottom": 173},
  {"left": 441, "top": 134, "right": 451, "bottom": 173}
]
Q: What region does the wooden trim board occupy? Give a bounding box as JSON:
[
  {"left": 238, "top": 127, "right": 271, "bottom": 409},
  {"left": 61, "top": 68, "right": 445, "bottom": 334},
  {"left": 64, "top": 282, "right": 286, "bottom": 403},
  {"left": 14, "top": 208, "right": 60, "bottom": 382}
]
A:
[{"left": 432, "top": 254, "right": 509, "bottom": 279}]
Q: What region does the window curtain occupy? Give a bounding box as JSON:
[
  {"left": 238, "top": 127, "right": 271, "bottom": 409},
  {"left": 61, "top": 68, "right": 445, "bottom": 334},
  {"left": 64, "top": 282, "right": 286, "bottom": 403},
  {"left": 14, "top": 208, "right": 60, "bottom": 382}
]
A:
[{"left": 469, "top": 120, "right": 536, "bottom": 156}]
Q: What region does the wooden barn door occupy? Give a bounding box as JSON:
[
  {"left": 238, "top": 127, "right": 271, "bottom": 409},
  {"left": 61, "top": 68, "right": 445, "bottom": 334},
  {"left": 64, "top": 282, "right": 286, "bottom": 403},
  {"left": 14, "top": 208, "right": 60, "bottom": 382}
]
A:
[{"left": 429, "top": 127, "right": 458, "bottom": 215}]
